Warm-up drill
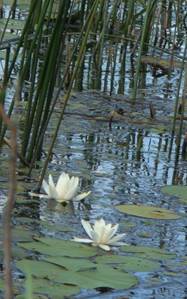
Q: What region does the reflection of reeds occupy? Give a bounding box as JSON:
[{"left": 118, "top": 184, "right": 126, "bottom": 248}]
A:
[
  {"left": 0, "top": 0, "right": 186, "bottom": 175},
  {"left": 175, "top": 38, "right": 187, "bottom": 161},
  {"left": 168, "top": 37, "right": 187, "bottom": 161}
]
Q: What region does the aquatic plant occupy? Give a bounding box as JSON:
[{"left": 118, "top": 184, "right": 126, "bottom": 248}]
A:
[
  {"left": 73, "top": 218, "right": 127, "bottom": 251},
  {"left": 31, "top": 172, "right": 90, "bottom": 203}
]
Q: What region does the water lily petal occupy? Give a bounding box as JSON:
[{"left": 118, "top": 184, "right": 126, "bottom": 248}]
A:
[
  {"left": 56, "top": 172, "right": 69, "bottom": 197},
  {"left": 49, "top": 174, "right": 56, "bottom": 188},
  {"left": 28, "top": 192, "right": 49, "bottom": 198},
  {"left": 74, "top": 191, "right": 91, "bottom": 201},
  {"left": 93, "top": 219, "right": 105, "bottom": 234},
  {"left": 99, "top": 223, "right": 116, "bottom": 243},
  {"left": 106, "top": 224, "right": 119, "bottom": 240},
  {"left": 105, "top": 223, "right": 112, "bottom": 230},
  {"left": 42, "top": 179, "right": 50, "bottom": 195},
  {"left": 93, "top": 219, "right": 107, "bottom": 243},
  {"left": 64, "top": 176, "right": 79, "bottom": 200},
  {"left": 81, "top": 219, "right": 94, "bottom": 239},
  {"left": 72, "top": 237, "right": 92, "bottom": 243},
  {"left": 108, "top": 233, "right": 126, "bottom": 244},
  {"left": 98, "top": 244, "right": 111, "bottom": 251},
  {"left": 48, "top": 183, "right": 59, "bottom": 200},
  {"left": 70, "top": 176, "right": 79, "bottom": 189},
  {"left": 66, "top": 175, "right": 76, "bottom": 192}
]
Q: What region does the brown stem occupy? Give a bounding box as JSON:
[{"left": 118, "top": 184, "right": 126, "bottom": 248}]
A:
[{"left": 0, "top": 105, "right": 17, "bottom": 299}]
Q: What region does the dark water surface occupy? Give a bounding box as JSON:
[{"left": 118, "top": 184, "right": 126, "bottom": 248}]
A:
[
  {"left": 0, "top": 4, "right": 186, "bottom": 296},
  {"left": 4, "top": 91, "right": 185, "bottom": 298}
]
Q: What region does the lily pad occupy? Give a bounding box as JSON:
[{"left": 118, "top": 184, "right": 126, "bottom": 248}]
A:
[
  {"left": 121, "top": 245, "right": 176, "bottom": 261},
  {"left": 96, "top": 254, "right": 160, "bottom": 272},
  {"left": 78, "top": 265, "right": 138, "bottom": 289},
  {"left": 41, "top": 222, "right": 74, "bottom": 232},
  {"left": 0, "top": 278, "right": 4, "bottom": 290},
  {"left": 43, "top": 256, "right": 96, "bottom": 271},
  {"left": 18, "top": 237, "right": 97, "bottom": 257},
  {"left": 17, "top": 259, "right": 138, "bottom": 290},
  {"left": 17, "top": 278, "right": 80, "bottom": 299},
  {"left": 16, "top": 296, "right": 48, "bottom": 299},
  {"left": 115, "top": 204, "right": 181, "bottom": 220},
  {"left": 161, "top": 185, "right": 187, "bottom": 204},
  {"left": 0, "top": 226, "right": 35, "bottom": 243},
  {"left": 12, "top": 246, "right": 28, "bottom": 259}
]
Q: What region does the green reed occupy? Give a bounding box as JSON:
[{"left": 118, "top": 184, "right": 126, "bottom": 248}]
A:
[
  {"left": 131, "top": 0, "right": 157, "bottom": 100},
  {"left": 39, "top": 0, "right": 101, "bottom": 186},
  {"left": 0, "top": 0, "right": 186, "bottom": 170}
]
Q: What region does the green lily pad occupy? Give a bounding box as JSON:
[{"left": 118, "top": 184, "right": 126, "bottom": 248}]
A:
[
  {"left": 12, "top": 246, "right": 28, "bottom": 259},
  {"left": 17, "top": 278, "right": 80, "bottom": 299},
  {"left": 17, "top": 259, "right": 138, "bottom": 290},
  {"left": 33, "top": 279, "right": 80, "bottom": 298},
  {"left": 96, "top": 254, "right": 160, "bottom": 272},
  {"left": 43, "top": 256, "right": 96, "bottom": 271},
  {"left": 41, "top": 222, "right": 74, "bottom": 232},
  {"left": 18, "top": 237, "right": 97, "bottom": 257},
  {"left": 0, "top": 226, "right": 35, "bottom": 243},
  {"left": 16, "top": 295, "right": 48, "bottom": 299},
  {"left": 0, "top": 278, "right": 4, "bottom": 290},
  {"left": 78, "top": 264, "right": 138, "bottom": 289},
  {"left": 115, "top": 204, "right": 181, "bottom": 220},
  {"left": 121, "top": 245, "right": 176, "bottom": 260},
  {"left": 161, "top": 185, "right": 187, "bottom": 204}
]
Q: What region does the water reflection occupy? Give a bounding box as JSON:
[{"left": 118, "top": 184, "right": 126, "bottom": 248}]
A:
[
  {"left": 58, "top": 126, "right": 187, "bottom": 186},
  {"left": 1, "top": 94, "right": 187, "bottom": 298}
]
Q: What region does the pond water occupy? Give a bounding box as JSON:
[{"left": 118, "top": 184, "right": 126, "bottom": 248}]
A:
[
  {"left": 1, "top": 90, "right": 187, "bottom": 298},
  {"left": 0, "top": 3, "right": 187, "bottom": 298}
]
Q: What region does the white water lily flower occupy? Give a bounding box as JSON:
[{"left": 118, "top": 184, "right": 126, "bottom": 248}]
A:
[
  {"left": 30, "top": 172, "right": 91, "bottom": 203},
  {"left": 73, "top": 218, "right": 127, "bottom": 251}
]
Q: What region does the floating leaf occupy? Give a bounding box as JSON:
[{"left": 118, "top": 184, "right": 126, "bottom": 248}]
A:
[
  {"left": 0, "top": 226, "right": 34, "bottom": 243},
  {"left": 16, "top": 295, "right": 48, "bottom": 299},
  {"left": 121, "top": 245, "right": 176, "bottom": 261},
  {"left": 0, "top": 278, "right": 4, "bottom": 290},
  {"left": 78, "top": 265, "right": 138, "bottom": 289},
  {"left": 43, "top": 256, "right": 96, "bottom": 271},
  {"left": 17, "top": 259, "right": 137, "bottom": 290},
  {"left": 12, "top": 246, "right": 28, "bottom": 259},
  {"left": 115, "top": 204, "right": 181, "bottom": 220},
  {"left": 164, "top": 271, "right": 180, "bottom": 277},
  {"left": 41, "top": 222, "right": 74, "bottom": 232},
  {"left": 161, "top": 185, "right": 187, "bottom": 204},
  {"left": 96, "top": 254, "right": 160, "bottom": 272},
  {"left": 17, "top": 260, "right": 63, "bottom": 280},
  {"left": 19, "top": 237, "right": 97, "bottom": 257},
  {"left": 17, "top": 278, "right": 80, "bottom": 299}
]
